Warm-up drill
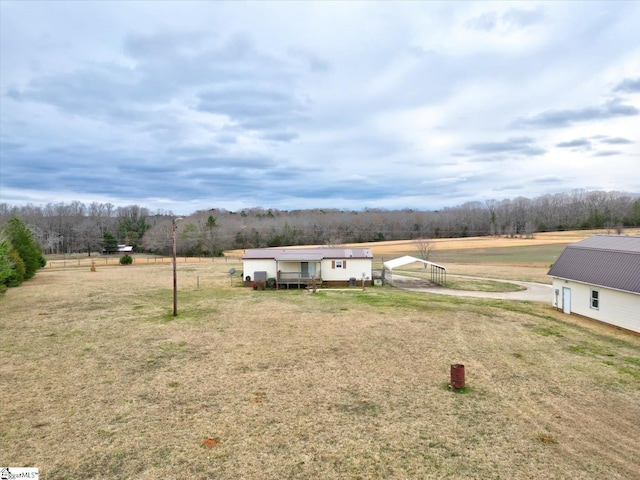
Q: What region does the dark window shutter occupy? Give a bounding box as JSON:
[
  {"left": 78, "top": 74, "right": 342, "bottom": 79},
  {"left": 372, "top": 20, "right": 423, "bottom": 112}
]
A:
[
  {"left": 343, "top": 260, "right": 347, "bottom": 268},
  {"left": 332, "top": 260, "right": 335, "bottom": 269}
]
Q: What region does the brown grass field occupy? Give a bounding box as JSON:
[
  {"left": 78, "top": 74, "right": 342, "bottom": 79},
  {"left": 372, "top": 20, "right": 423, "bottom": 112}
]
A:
[{"left": 2, "top": 231, "right": 640, "bottom": 479}]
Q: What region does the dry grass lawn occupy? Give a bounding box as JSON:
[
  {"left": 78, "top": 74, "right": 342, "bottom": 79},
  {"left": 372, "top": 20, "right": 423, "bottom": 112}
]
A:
[{"left": 2, "top": 246, "right": 640, "bottom": 478}]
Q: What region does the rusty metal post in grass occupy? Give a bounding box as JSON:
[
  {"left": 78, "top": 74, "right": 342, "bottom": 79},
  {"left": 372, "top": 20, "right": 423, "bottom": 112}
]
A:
[{"left": 450, "top": 364, "right": 465, "bottom": 389}]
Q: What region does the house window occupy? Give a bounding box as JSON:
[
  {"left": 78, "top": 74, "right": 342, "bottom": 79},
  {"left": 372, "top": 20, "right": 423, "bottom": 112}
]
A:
[
  {"left": 335, "top": 260, "right": 343, "bottom": 269},
  {"left": 590, "top": 290, "right": 599, "bottom": 310},
  {"left": 332, "top": 260, "right": 347, "bottom": 269}
]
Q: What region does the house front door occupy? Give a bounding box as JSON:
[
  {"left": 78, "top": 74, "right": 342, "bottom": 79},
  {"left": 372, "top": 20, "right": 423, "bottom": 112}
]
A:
[{"left": 301, "top": 262, "right": 309, "bottom": 278}]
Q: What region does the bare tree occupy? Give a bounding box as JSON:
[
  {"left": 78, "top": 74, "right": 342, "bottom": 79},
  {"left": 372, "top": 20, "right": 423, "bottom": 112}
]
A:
[
  {"left": 414, "top": 237, "right": 433, "bottom": 268},
  {"left": 524, "top": 221, "right": 536, "bottom": 239}
]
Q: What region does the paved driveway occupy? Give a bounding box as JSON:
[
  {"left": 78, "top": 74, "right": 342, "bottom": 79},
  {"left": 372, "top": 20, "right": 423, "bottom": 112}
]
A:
[{"left": 393, "top": 274, "right": 553, "bottom": 303}]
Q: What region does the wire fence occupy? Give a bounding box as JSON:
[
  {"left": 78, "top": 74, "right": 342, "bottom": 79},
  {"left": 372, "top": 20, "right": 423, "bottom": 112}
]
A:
[{"left": 45, "top": 255, "right": 242, "bottom": 269}]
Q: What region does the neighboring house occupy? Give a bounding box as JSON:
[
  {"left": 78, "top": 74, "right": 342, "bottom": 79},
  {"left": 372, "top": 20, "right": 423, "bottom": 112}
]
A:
[
  {"left": 101, "top": 244, "right": 134, "bottom": 254},
  {"left": 242, "top": 247, "right": 373, "bottom": 288},
  {"left": 547, "top": 235, "right": 640, "bottom": 333}
]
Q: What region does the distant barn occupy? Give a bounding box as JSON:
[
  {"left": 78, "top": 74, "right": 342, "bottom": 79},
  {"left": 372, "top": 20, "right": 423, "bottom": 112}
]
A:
[{"left": 548, "top": 235, "right": 640, "bottom": 333}]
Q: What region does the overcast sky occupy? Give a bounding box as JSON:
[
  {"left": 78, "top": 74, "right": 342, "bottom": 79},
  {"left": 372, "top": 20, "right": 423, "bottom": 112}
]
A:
[{"left": 1, "top": 1, "right": 639, "bottom": 214}]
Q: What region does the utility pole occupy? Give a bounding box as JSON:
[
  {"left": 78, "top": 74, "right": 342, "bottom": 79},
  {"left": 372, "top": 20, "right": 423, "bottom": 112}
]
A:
[{"left": 172, "top": 217, "right": 183, "bottom": 316}]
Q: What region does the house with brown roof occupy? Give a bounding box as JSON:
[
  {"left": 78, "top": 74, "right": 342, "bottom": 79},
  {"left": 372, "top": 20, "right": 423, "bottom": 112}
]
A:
[
  {"left": 242, "top": 247, "right": 373, "bottom": 288},
  {"left": 547, "top": 235, "right": 640, "bottom": 333}
]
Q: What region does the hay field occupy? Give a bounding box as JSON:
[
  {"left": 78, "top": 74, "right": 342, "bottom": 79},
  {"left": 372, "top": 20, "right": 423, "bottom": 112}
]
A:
[
  {"left": 358, "top": 228, "right": 640, "bottom": 256},
  {"left": 1, "top": 258, "right": 639, "bottom": 479}
]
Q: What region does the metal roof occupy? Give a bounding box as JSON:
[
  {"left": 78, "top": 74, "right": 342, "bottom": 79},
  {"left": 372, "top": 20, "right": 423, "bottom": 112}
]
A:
[
  {"left": 547, "top": 235, "right": 640, "bottom": 294},
  {"left": 242, "top": 247, "right": 373, "bottom": 261},
  {"left": 383, "top": 255, "right": 446, "bottom": 270}
]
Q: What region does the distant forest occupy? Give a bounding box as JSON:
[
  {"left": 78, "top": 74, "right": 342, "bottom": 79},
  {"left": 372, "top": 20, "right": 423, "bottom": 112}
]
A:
[{"left": 1, "top": 190, "right": 639, "bottom": 257}]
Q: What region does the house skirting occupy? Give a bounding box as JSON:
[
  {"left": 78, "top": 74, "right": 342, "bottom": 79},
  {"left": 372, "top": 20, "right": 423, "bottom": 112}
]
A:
[{"left": 273, "top": 280, "right": 372, "bottom": 289}]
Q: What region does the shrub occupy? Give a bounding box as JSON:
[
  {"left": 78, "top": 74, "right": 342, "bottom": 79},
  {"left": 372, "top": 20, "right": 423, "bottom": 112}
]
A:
[
  {"left": 120, "top": 254, "right": 133, "bottom": 265},
  {"left": 254, "top": 280, "right": 266, "bottom": 291},
  {"left": 266, "top": 277, "right": 276, "bottom": 289}
]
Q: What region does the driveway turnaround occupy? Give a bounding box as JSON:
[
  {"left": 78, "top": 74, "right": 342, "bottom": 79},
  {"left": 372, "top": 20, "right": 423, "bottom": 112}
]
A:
[{"left": 393, "top": 275, "right": 553, "bottom": 303}]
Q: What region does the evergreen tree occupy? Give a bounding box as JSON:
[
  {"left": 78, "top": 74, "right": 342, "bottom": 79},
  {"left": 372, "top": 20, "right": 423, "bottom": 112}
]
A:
[
  {"left": 0, "top": 237, "right": 13, "bottom": 293},
  {"left": 117, "top": 207, "right": 150, "bottom": 250},
  {"left": 6, "top": 248, "right": 25, "bottom": 287},
  {"left": 102, "top": 232, "right": 118, "bottom": 254},
  {"left": 3, "top": 217, "right": 45, "bottom": 281}
]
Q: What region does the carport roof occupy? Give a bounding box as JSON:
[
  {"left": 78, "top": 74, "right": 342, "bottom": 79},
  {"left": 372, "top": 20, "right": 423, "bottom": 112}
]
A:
[{"left": 383, "top": 255, "right": 446, "bottom": 270}]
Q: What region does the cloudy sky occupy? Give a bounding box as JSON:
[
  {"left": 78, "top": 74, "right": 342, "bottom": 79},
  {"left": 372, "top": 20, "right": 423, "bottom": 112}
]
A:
[{"left": 1, "top": 1, "right": 639, "bottom": 214}]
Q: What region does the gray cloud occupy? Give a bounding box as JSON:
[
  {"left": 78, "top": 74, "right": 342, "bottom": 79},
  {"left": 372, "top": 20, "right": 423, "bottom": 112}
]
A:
[
  {"left": 614, "top": 77, "right": 640, "bottom": 93},
  {"left": 466, "top": 7, "right": 544, "bottom": 32},
  {"left": 592, "top": 150, "right": 621, "bottom": 157},
  {"left": 6, "top": 30, "right": 307, "bottom": 140},
  {"left": 196, "top": 85, "right": 306, "bottom": 130},
  {"left": 466, "top": 12, "right": 498, "bottom": 31},
  {"left": 465, "top": 137, "right": 545, "bottom": 156},
  {"left": 514, "top": 99, "right": 639, "bottom": 129},
  {"left": 600, "top": 136, "right": 634, "bottom": 145},
  {"left": 493, "top": 185, "right": 524, "bottom": 192},
  {"left": 262, "top": 131, "right": 299, "bottom": 142},
  {"left": 556, "top": 138, "right": 591, "bottom": 148},
  {"left": 532, "top": 176, "right": 563, "bottom": 184},
  {"left": 288, "top": 48, "right": 331, "bottom": 73},
  {"left": 502, "top": 8, "right": 545, "bottom": 27}
]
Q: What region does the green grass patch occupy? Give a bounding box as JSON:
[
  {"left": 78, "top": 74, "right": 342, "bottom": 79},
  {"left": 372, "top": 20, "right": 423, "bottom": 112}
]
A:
[
  {"left": 444, "top": 383, "right": 473, "bottom": 394},
  {"left": 618, "top": 367, "right": 640, "bottom": 379},
  {"left": 444, "top": 277, "right": 525, "bottom": 292},
  {"left": 532, "top": 324, "right": 564, "bottom": 337},
  {"left": 568, "top": 343, "right": 616, "bottom": 358},
  {"left": 394, "top": 270, "right": 525, "bottom": 292},
  {"left": 430, "top": 244, "right": 567, "bottom": 265}
]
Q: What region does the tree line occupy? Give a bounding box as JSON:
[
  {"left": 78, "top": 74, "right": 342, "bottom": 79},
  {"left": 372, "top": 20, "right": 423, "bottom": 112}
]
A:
[{"left": 0, "top": 190, "right": 639, "bottom": 260}]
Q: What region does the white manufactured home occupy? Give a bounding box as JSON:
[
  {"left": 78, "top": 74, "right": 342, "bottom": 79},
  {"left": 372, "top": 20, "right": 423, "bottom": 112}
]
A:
[
  {"left": 242, "top": 247, "right": 373, "bottom": 288},
  {"left": 547, "top": 235, "right": 640, "bottom": 334}
]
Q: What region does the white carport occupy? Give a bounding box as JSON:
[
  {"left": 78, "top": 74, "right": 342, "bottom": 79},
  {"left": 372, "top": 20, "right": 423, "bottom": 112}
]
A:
[{"left": 383, "top": 255, "right": 447, "bottom": 285}]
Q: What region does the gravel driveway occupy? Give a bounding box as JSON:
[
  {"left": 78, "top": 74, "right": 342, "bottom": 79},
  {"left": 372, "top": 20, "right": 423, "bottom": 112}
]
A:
[{"left": 392, "top": 274, "right": 553, "bottom": 303}]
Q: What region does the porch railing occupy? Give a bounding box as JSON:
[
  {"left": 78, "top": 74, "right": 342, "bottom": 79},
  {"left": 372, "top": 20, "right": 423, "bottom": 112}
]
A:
[{"left": 277, "top": 272, "right": 320, "bottom": 284}]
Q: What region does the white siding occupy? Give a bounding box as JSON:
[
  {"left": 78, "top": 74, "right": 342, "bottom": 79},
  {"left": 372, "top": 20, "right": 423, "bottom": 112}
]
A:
[
  {"left": 321, "top": 258, "right": 372, "bottom": 281},
  {"left": 552, "top": 278, "right": 640, "bottom": 333},
  {"left": 243, "top": 256, "right": 373, "bottom": 283},
  {"left": 242, "top": 259, "right": 277, "bottom": 279}
]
